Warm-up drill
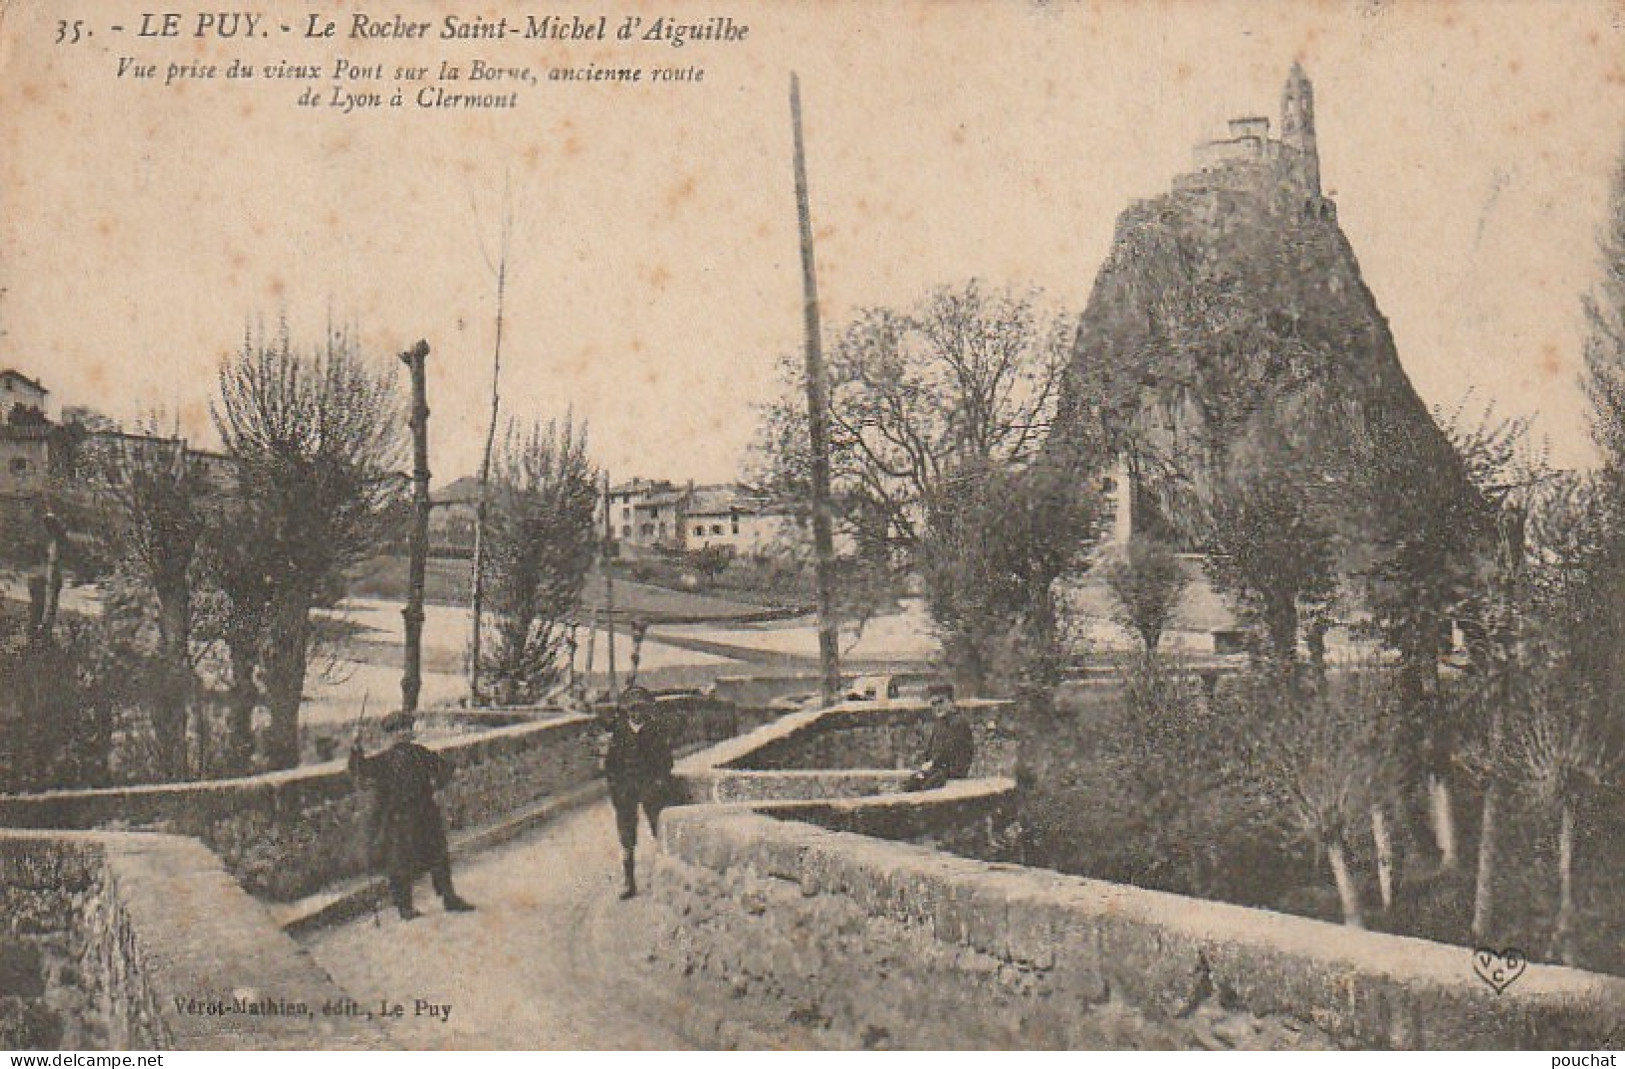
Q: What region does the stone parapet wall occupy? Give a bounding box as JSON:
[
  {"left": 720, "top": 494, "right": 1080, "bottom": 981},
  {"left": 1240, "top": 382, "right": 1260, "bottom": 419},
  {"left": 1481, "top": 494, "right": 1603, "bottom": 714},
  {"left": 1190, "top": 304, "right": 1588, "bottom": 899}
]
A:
[
  {"left": 0, "top": 836, "right": 110, "bottom": 1048},
  {"left": 682, "top": 768, "right": 917, "bottom": 804},
  {"left": 708, "top": 671, "right": 940, "bottom": 709},
  {"left": 1, "top": 832, "right": 379, "bottom": 1050},
  {"left": 718, "top": 699, "right": 1018, "bottom": 776},
  {"left": 761, "top": 779, "right": 1018, "bottom": 842},
  {"left": 0, "top": 705, "right": 740, "bottom": 902},
  {"left": 654, "top": 808, "right": 1625, "bottom": 1050}
]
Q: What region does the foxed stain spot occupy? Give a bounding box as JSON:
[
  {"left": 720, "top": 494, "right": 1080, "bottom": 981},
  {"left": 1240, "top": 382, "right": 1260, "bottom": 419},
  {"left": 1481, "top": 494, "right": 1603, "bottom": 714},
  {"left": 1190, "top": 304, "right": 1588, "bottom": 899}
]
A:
[
  {"left": 21, "top": 83, "right": 43, "bottom": 103},
  {"left": 1507, "top": 59, "right": 1521, "bottom": 76},
  {"left": 522, "top": 142, "right": 542, "bottom": 167},
  {"left": 644, "top": 263, "right": 673, "bottom": 290},
  {"left": 96, "top": 218, "right": 116, "bottom": 240},
  {"left": 86, "top": 363, "right": 108, "bottom": 390},
  {"left": 815, "top": 223, "right": 837, "bottom": 242},
  {"left": 268, "top": 276, "right": 287, "bottom": 299},
  {"left": 240, "top": 102, "right": 254, "bottom": 120},
  {"left": 950, "top": 125, "right": 967, "bottom": 145},
  {"left": 1540, "top": 343, "right": 1564, "bottom": 379},
  {"left": 229, "top": 249, "right": 248, "bottom": 271},
  {"left": 665, "top": 174, "right": 698, "bottom": 212},
  {"left": 631, "top": 337, "right": 645, "bottom": 353},
  {"left": 1174, "top": 63, "right": 1193, "bottom": 83},
  {"left": 641, "top": 366, "right": 662, "bottom": 387},
  {"left": 564, "top": 136, "right": 582, "bottom": 157}
]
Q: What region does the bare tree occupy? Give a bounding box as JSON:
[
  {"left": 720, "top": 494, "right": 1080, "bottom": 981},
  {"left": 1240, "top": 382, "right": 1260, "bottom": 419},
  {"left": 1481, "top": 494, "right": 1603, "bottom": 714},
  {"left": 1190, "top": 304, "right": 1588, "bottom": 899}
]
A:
[
  {"left": 86, "top": 424, "right": 208, "bottom": 778},
  {"left": 212, "top": 322, "right": 405, "bottom": 768},
  {"left": 197, "top": 491, "right": 276, "bottom": 773},
  {"left": 917, "top": 447, "right": 1102, "bottom": 699},
  {"left": 478, "top": 417, "right": 598, "bottom": 705},
  {"left": 1234, "top": 674, "right": 1382, "bottom": 928},
  {"left": 1201, "top": 435, "right": 1338, "bottom": 673},
  {"left": 753, "top": 280, "right": 1091, "bottom": 694},
  {"left": 1105, "top": 534, "right": 1190, "bottom": 655},
  {"left": 1502, "top": 671, "right": 1615, "bottom": 965},
  {"left": 753, "top": 280, "right": 1074, "bottom": 559}
]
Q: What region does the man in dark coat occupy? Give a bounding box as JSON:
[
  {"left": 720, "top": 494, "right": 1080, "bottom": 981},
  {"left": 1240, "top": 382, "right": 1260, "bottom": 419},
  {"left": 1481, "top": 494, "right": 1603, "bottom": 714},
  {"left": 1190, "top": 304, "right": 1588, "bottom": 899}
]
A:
[
  {"left": 604, "top": 686, "right": 674, "bottom": 900},
  {"left": 908, "top": 682, "right": 975, "bottom": 791},
  {"left": 350, "top": 710, "right": 475, "bottom": 920}
]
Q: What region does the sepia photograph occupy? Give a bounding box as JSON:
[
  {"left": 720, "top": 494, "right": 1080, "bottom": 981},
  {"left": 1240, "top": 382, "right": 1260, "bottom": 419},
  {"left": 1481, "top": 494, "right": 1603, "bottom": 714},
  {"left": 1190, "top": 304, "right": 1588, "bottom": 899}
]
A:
[{"left": 4, "top": 0, "right": 1625, "bottom": 1052}]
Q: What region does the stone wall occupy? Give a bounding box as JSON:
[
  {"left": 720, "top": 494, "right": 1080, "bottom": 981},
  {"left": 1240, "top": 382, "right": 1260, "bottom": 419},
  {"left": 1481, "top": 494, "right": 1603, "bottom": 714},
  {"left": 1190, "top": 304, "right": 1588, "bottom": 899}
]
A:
[
  {"left": 654, "top": 808, "right": 1625, "bottom": 1050},
  {"left": 0, "top": 836, "right": 108, "bottom": 1048},
  {"left": 708, "top": 671, "right": 942, "bottom": 709},
  {"left": 0, "top": 831, "right": 379, "bottom": 1050},
  {"left": 722, "top": 699, "right": 1018, "bottom": 776},
  {"left": 0, "top": 704, "right": 740, "bottom": 902}
]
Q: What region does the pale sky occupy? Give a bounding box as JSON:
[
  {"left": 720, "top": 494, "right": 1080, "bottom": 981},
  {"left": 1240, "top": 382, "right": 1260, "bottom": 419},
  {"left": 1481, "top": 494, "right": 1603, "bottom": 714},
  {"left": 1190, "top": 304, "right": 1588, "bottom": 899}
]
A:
[{"left": 4, "top": 0, "right": 1624, "bottom": 484}]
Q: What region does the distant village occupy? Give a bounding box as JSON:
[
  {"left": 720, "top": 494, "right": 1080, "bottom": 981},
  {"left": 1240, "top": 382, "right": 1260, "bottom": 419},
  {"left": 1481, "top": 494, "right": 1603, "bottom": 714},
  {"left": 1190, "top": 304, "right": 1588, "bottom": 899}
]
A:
[
  {"left": 0, "top": 367, "right": 811, "bottom": 564},
  {"left": 430, "top": 475, "right": 803, "bottom": 559}
]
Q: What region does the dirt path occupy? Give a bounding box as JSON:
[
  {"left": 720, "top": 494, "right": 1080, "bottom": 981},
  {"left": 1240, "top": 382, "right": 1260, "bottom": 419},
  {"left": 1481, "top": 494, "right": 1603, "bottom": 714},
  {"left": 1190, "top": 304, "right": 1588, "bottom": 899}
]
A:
[{"left": 299, "top": 802, "right": 767, "bottom": 1050}]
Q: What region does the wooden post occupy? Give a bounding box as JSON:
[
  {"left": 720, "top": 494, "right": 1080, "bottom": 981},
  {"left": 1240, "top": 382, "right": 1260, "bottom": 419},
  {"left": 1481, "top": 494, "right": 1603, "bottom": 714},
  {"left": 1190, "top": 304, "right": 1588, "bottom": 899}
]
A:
[
  {"left": 627, "top": 618, "right": 648, "bottom": 690},
  {"left": 603, "top": 472, "right": 619, "bottom": 703},
  {"left": 399, "top": 339, "right": 431, "bottom": 713},
  {"left": 31, "top": 510, "right": 65, "bottom": 648},
  {"left": 582, "top": 606, "right": 599, "bottom": 687},
  {"left": 791, "top": 73, "right": 842, "bottom": 706},
  {"left": 469, "top": 201, "right": 512, "bottom": 705}
]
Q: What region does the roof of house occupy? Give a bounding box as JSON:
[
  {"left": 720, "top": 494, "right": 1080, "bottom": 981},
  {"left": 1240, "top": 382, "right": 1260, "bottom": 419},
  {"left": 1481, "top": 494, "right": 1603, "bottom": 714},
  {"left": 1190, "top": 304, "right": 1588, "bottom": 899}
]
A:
[
  {"left": 0, "top": 370, "right": 47, "bottom": 393},
  {"left": 687, "top": 484, "right": 768, "bottom": 516},
  {"left": 636, "top": 490, "right": 689, "bottom": 508},
  {"left": 609, "top": 477, "right": 673, "bottom": 496}
]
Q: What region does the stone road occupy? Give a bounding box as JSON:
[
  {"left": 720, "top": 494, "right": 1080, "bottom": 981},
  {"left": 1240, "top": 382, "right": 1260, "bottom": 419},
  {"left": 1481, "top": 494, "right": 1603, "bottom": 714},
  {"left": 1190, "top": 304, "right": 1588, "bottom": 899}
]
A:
[{"left": 300, "top": 801, "right": 758, "bottom": 1050}]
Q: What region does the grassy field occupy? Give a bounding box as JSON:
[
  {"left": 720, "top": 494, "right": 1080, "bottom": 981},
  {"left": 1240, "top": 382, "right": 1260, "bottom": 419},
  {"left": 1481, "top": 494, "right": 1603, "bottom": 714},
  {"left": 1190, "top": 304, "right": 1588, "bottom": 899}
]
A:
[{"left": 346, "top": 555, "right": 796, "bottom": 623}]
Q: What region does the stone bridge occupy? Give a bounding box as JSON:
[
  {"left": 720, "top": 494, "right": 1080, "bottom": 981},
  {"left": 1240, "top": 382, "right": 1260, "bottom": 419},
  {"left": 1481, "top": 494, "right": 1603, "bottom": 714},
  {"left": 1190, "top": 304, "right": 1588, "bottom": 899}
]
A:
[{"left": 4, "top": 697, "right": 1624, "bottom": 1049}]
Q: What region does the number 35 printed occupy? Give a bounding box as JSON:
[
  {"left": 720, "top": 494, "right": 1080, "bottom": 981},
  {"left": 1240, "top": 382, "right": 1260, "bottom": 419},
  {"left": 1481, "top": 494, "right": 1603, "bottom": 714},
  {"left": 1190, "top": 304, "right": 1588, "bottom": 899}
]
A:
[{"left": 56, "top": 19, "right": 85, "bottom": 44}]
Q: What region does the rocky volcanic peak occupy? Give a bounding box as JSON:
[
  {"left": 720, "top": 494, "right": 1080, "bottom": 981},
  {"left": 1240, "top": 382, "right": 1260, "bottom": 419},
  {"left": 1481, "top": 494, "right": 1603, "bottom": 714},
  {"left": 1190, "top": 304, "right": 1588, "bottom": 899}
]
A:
[{"left": 1057, "top": 67, "right": 1468, "bottom": 546}]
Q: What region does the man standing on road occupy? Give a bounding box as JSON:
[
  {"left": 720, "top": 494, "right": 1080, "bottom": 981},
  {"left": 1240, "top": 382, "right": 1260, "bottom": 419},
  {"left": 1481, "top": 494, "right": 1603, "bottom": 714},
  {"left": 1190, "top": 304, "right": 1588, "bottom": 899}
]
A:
[
  {"left": 604, "top": 686, "right": 674, "bottom": 900},
  {"left": 907, "top": 682, "right": 975, "bottom": 791},
  {"left": 350, "top": 710, "right": 476, "bottom": 920}
]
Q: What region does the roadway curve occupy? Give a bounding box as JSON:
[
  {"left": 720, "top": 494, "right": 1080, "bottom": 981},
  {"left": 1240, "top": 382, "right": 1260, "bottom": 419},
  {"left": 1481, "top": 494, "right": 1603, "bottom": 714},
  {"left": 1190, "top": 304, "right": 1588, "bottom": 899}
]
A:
[{"left": 298, "top": 800, "right": 788, "bottom": 1050}]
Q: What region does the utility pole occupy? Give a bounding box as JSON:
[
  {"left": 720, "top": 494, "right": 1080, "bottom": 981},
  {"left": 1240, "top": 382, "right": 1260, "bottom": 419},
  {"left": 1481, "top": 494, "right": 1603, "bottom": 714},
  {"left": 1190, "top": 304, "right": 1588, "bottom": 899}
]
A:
[
  {"left": 468, "top": 179, "right": 515, "bottom": 705},
  {"left": 399, "top": 339, "right": 431, "bottom": 713},
  {"left": 602, "top": 471, "right": 619, "bottom": 703},
  {"left": 791, "top": 72, "right": 842, "bottom": 707},
  {"left": 28, "top": 510, "right": 65, "bottom": 649}
]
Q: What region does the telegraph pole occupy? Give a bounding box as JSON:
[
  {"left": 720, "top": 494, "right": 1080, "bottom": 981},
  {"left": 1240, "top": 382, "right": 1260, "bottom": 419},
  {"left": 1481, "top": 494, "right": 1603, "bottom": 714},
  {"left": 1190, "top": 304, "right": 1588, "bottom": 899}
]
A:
[
  {"left": 399, "top": 339, "right": 431, "bottom": 712},
  {"left": 791, "top": 73, "right": 842, "bottom": 707},
  {"left": 602, "top": 471, "right": 619, "bottom": 703}
]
